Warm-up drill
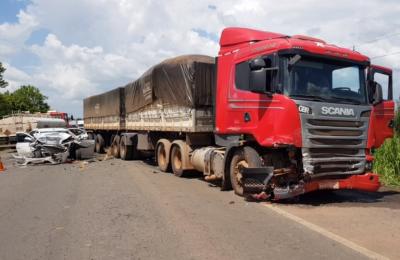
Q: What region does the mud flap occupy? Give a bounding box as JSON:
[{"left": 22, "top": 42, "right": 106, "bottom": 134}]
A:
[{"left": 240, "top": 167, "right": 274, "bottom": 195}]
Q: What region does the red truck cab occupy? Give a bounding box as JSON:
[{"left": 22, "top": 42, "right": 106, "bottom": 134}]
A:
[{"left": 214, "top": 28, "right": 394, "bottom": 199}]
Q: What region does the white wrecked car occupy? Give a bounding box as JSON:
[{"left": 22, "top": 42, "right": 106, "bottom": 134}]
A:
[{"left": 15, "top": 128, "right": 94, "bottom": 165}]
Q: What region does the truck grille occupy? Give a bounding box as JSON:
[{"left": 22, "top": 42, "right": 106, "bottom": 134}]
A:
[{"left": 301, "top": 117, "right": 369, "bottom": 177}]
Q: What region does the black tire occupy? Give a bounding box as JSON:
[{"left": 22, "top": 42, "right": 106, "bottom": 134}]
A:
[
  {"left": 112, "top": 135, "right": 121, "bottom": 158},
  {"left": 171, "top": 145, "right": 185, "bottom": 177},
  {"left": 95, "top": 134, "right": 105, "bottom": 154},
  {"left": 220, "top": 153, "right": 233, "bottom": 191},
  {"left": 156, "top": 142, "right": 171, "bottom": 172},
  {"left": 230, "top": 146, "right": 262, "bottom": 196},
  {"left": 120, "top": 135, "right": 134, "bottom": 160}
]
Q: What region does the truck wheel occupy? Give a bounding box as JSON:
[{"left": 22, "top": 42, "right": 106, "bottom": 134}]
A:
[
  {"left": 230, "top": 146, "right": 262, "bottom": 196},
  {"left": 112, "top": 135, "right": 121, "bottom": 158},
  {"left": 120, "top": 135, "right": 134, "bottom": 160},
  {"left": 156, "top": 141, "right": 171, "bottom": 172},
  {"left": 95, "top": 134, "right": 105, "bottom": 154},
  {"left": 171, "top": 145, "right": 185, "bottom": 177},
  {"left": 220, "top": 176, "right": 232, "bottom": 191}
]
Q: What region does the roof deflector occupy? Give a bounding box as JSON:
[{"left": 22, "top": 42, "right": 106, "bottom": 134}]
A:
[
  {"left": 291, "top": 35, "right": 326, "bottom": 44},
  {"left": 220, "top": 27, "right": 287, "bottom": 47}
]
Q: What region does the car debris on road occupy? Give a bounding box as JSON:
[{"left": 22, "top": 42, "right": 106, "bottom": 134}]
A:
[
  {"left": 13, "top": 128, "right": 94, "bottom": 166},
  {"left": 0, "top": 156, "right": 4, "bottom": 171}
]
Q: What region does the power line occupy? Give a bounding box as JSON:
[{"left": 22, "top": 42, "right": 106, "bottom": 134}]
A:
[
  {"left": 353, "top": 31, "right": 400, "bottom": 59},
  {"left": 371, "top": 51, "right": 400, "bottom": 60},
  {"left": 357, "top": 31, "right": 400, "bottom": 46}
]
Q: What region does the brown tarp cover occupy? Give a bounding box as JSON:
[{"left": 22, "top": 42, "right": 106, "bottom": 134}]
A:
[
  {"left": 83, "top": 87, "right": 124, "bottom": 118},
  {"left": 125, "top": 55, "right": 215, "bottom": 113}
]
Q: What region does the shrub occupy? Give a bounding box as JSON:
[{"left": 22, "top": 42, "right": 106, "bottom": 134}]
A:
[
  {"left": 395, "top": 110, "right": 400, "bottom": 135},
  {"left": 373, "top": 134, "right": 400, "bottom": 186}
]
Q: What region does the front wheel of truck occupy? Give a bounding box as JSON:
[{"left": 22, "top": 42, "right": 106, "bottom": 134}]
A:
[{"left": 230, "top": 146, "right": 262, "bottom": 196}]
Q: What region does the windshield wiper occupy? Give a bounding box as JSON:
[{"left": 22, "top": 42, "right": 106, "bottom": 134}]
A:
[
  {"left": 329, "top": 96, "right": 362, "bottom": 105},
  {"left": 290, "top": 94, "right": 327, "bottom": 102}
]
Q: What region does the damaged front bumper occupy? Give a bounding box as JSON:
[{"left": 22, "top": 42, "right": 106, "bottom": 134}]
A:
[
  {"left": 241, "top": 167, "right": 380, "bottom": 201},
  {"left": 273, "top": 173, "right": 380, "bottom": 200}
]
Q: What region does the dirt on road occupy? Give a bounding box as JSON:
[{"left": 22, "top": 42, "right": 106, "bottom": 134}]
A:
[{"left": 0, "top": 149, "right": 399, "bottom": 260}]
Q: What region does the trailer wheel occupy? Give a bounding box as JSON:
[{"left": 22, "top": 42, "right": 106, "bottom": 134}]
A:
[
  {"left": 171, "top": 145, "right": 185, "bottom": 177},
  {"left": 156, "top": 140, "right": 171, "bottom": 172},
  {"left": 112, "top": 135, "right": 121, "bottom": 158},
  {"left": 230, "top": 146, "right": 262, "bottom": 196},
  {"left": 95, "top": 134, "right": 105, "bottom": 154},
  {"left": 120, "top": 135, "right": 134, "bottom": 160}
]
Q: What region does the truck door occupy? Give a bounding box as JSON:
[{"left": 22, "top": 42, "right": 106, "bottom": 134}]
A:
[{"left": 368, "top": 65, "right": 395, "bottom": 148}]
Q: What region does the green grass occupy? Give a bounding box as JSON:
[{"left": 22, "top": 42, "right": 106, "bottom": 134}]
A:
[
  {"left": 373, "top": 112, "right": 400, "bottom": 187},
  {"left": 373, "top": 135, "right": 400, "bottom": 186}
]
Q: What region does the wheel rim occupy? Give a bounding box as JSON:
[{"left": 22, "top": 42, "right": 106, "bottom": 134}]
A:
[{"left": 234, "top": 160, "right": 248, "bottom": 189}]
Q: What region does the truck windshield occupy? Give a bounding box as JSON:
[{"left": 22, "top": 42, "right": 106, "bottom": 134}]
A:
[{"left": 285, "top": 57, "right": 367, "bottom": 105}]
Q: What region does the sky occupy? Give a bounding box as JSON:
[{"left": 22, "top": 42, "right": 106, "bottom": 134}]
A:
[{"left": 1, "top": 0, "right": 400, "bottom": 117}]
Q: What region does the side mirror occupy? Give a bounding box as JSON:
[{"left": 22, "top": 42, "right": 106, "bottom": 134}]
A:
[
  {"left": 373, "top": 82, "right": 383, "bottom": 105},
  {"left": 249, "top": 58, "right": 266, "bottom": 70},
  {"left": 249, "top": 58, "right": 267, "bottom": 94}
]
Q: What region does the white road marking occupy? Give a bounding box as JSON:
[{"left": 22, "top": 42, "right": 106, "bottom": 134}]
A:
[{"left": 263, "top": 203, "right": 389, "bottom": 260}]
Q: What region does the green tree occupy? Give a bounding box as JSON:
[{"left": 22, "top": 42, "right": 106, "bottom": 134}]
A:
[
  {"left": 9, "top": 85, "right": 50, "bottom": 113},
  {"left": 0, "top": 62, "right": 8, "bottom": 88},
  {"left": 0, "top": 93, "right": 11, "bottom": 116}
]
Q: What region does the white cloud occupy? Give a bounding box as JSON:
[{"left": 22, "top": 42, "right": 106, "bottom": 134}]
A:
[
  {"left": 29, "top": 34, "right": 128, "bottom": 98},
  {"left": 1, "top": 62, "right": 32, "bottom": 92},
  {"left": 0, "top": 0, "right": 400, "bottom": 116},
  {"left": 0, "top": 10, "right": 38, "bottom": 58}
]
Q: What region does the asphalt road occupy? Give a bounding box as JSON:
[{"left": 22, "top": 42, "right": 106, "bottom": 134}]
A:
[{"left": 0, "top": 150, "right": 399, "bottom": 260}]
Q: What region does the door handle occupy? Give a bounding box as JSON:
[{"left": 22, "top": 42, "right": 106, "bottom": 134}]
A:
[{"left": 244, "top": 112, "right": 251, "bottom": 122}]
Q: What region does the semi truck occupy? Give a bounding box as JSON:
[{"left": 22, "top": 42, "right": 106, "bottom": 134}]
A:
[{"left": 84, "top": 27, "right": 395, "bottom": 200}]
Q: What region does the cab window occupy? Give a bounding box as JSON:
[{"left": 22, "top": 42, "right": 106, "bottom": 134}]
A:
[{"left": 374, "top": 73, "right": 390, "bottom": 100}]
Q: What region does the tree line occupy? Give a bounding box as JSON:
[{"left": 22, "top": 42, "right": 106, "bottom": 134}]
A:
[{"left": 0, "top": 62, "right": 50, "bottom": 117}]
